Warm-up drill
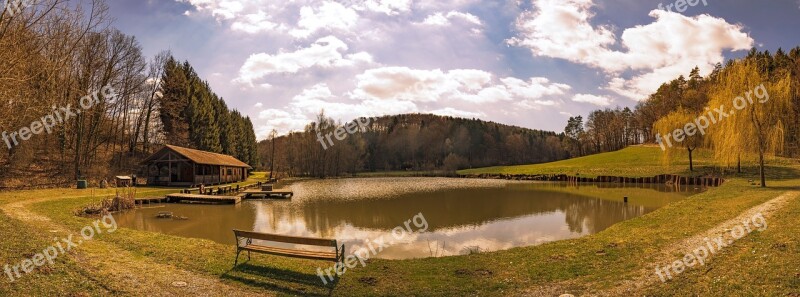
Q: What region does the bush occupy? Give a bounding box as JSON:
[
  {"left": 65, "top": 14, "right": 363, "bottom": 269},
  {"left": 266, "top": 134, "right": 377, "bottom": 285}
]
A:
[{"left": 76, "top": 187, "right": 136, "bottom": 216}]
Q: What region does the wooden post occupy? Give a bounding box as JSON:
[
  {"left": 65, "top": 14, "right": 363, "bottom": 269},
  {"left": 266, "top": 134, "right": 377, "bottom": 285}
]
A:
[{"left": 168, "top": 159, "right": 172, "bottom": 187}]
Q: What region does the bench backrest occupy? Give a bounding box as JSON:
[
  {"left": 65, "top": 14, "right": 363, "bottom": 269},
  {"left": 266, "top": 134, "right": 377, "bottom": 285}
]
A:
[{"left": 234, "top": 230, "right": 337, "bottom": 247}]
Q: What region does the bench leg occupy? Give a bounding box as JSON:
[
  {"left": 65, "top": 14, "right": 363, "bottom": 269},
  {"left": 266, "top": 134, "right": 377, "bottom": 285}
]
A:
[{"left": 234, "top": 249, "right": 242, "bottom": 267}]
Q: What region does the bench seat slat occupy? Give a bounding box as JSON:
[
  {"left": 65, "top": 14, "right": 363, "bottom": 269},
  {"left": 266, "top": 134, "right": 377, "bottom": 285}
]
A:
[
  {"left": 234, "top": 230, "right": 336, "bottom": 247},
  {"left": 241, "top": 244, "right": 338, "bottom": 261}
]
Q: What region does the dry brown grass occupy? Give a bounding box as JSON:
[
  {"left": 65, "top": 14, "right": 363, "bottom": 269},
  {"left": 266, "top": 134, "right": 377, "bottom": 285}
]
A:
[{"left": 76, "top": 187, "right": 137, "bottom": 216}]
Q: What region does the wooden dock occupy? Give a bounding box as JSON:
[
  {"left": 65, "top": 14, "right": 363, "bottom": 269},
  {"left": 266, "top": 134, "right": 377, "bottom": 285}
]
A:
[
  {"left": 135, "top": 197, "right": 168, "bottom": 206},
  {"left": 241, "top": 189, "right": 294, "bottom": 199},
  {"left": 165, "top": 193, "right": 242, "bottom": 204}
]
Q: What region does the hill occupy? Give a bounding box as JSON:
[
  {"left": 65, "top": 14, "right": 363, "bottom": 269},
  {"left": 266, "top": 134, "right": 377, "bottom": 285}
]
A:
[
  {"left": 258, "top": 113, "right": 569, "bottom": 177},
  {"left": 460, "top": 145, "right": 800, "bottom": 179}
]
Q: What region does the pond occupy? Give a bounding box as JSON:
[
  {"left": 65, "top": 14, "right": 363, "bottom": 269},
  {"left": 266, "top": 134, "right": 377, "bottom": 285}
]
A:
[{"left": 116, "top": 178, "right": 702, "bottom": 259}]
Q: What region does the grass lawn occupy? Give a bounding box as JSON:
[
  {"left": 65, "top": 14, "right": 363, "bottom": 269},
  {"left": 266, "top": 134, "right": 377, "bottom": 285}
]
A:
[
  {"left": 1, "top": 148, "right": 799, "bottom": 296},
  {"left": 459, "top": 145, "right": 800, "bottom": 179}
]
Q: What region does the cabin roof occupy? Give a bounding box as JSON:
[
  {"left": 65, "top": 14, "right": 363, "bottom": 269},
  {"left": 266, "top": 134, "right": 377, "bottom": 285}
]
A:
[{"left": 141, "top": 145, "right": 252, "bottom": 168}]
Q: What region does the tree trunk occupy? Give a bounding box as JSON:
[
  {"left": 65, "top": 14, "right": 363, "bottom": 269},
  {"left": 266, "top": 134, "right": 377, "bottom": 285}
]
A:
[
  {"left": 269, "top": 138, "right": 275, "bottom": 180},
  {"left": 737, "top": 155, "right": 742, "bottom": 174},
  {"left": 688, "top": 148, "right": 694, "bottom": 172},
  {"left": 759, "top": 150, "right": 766, "bottom": 187}
]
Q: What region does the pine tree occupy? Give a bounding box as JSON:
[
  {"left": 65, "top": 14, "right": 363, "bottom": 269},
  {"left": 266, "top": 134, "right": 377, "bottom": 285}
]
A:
[{"left": 158, "top": 56, "right": 191, "bottom": 146}]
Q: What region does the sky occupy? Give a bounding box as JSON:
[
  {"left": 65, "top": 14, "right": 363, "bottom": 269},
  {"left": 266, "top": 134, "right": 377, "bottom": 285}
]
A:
[{"left": 107, "top": 0, "right": 800, "bottom": 140}]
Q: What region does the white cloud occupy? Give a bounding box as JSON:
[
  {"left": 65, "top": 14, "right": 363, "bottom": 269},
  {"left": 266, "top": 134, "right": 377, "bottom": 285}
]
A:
[
  {"left": 420, "top": 11, "right": 482, "bottom": 27},
  {"left": 351, "top": 67, "right": 459, "bottom": 102},
  {"left": 290, "top": 84, "right": 418, "bottom": 119},
  {"left": 431, "top": 107, "right": 484, "bottom": 118},
  {"left": 175, "top": 0, "right": 607, "bottom": 137},
  {"left": 234, "top": 36, "right": 372, "bottom": 85},
  {"left": 516, "top": 99, "right": 559, "bottom": 110},
  {"left": 230, "top": 10, "right": 279, "bottom": 34},
  {"left": 509, "top": 0, "right": 615, "bottom": 67},
  {"left": 351, "top": 67, "right": 570, "bottom": 105},
  {"left": 501, "top": 77, "right": 571, "bottom": 100},
  {"left": 290, "top": 1, "right": 359, "bottom": 38},
  {"left": 571, "top": 93, "right": 611, "bottom": 106},
  {"left": 255, "top": 83, "right": 419, "bottom": 134},
  {"left": 254, "top": 67, "right": 574, "bottom": 134},
  {"left": 256, "top": 108, "right": 312, "bottom": 136},
  {"left": 358, "top": 0, "right": 413, "bottom": 15},
  {"left": 509, "top": 0, "right": 754, "bottom": 100},
  {"left": 421, "top": 13, "right": 449, "bottom": 26},
  {"left": 180, "top": 0, "right": 245, "bottom": 20}
]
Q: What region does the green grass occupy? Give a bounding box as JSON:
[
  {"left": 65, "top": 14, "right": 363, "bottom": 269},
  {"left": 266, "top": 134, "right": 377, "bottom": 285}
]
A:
[
  {"left": 1, "top": 153, "right": 800, "bottom": 296},
  {"left": 644, "top": 188, "right": 800, "bottom": 296},
  {"left": 460, "top": 146, "right": 721, "bottom": 177},
  {"left": 0, "top": 208, "right": 111, "bottom": 296},
  {"left": 460, "top": 146, "right": 800, "bottom": 182}
]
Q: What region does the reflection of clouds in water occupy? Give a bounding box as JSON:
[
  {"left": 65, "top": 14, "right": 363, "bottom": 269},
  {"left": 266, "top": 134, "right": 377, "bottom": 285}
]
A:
[
  {"left": 252, "top": 205, "right": 591, "bottom": 259},
  {"left": 117, "top": 178, "right": 695, "bottom": 260},
  {"left": 372, "top": 212, "right": 590, "bottom": 259},
  {"left": 287, "top": 177, "right": 518, "bottom": 203}
]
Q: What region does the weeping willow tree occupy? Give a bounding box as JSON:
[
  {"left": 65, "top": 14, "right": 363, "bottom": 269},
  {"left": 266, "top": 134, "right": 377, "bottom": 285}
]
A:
[
  {"left": 706, "top": 61, "right": 791, "bottom": 187},
  {"left": 654, "top": 107, "right": 703, "bottom": 171}
]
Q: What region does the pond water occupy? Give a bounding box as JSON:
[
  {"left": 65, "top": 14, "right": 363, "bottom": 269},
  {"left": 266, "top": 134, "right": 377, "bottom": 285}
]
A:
[{"left": 116, "top": 178, "right": 702, "bottom": 259}]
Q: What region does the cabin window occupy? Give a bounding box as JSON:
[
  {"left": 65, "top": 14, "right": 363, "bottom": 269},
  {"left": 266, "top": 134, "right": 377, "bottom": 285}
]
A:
[{"left": 227, "top": 169, "right": 233, "bottom": 175}]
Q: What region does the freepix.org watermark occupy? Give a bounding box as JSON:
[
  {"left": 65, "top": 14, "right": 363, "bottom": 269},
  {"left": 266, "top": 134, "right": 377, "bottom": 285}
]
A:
[
  {"left": 316, "top": 117, "right": 372, "bottom": 150},
  {"left": 3, "top": 214, "right": 118, "bottom": 283},
  {"left": 654, "top": 212, "right": 767, "bottom": 282},
  {"left": 658, "top": 0, "right": 708, "bottom": 13},
  {"left": 2, "top": 85, "right": 118, "bottom": 150},
  {"left": 656, "top": 84, "right": 769, "bottom": 151},
  {"left": 316, "top": 212, "right": 429, "bottom": 285}
]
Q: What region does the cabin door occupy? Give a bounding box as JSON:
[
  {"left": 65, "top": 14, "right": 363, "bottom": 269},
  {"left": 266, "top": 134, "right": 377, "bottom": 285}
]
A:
[{"left": 179, "top": 163, "right": 193, "bottom": 182}]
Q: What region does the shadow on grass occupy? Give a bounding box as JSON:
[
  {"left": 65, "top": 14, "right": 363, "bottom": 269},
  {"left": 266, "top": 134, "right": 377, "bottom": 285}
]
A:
[{"left": 222, "top": 263, "right": 336, "bottom": 296}]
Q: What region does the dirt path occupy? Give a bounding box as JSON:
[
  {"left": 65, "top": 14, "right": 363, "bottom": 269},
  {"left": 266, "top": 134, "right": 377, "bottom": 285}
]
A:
[
  {"left": 517, "top": 190, "right": 800, "bottom": 297},
  {"left": 0, "top": 194, "right": 271, "bottom": 297}
]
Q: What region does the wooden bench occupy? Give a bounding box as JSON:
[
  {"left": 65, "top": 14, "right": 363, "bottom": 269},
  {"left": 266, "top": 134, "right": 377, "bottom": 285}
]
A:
[
  {"left": 233, "top": 230, "right": 344, "bottom": 267},
  {"left": 218, "top": 185, "right": 232, "bottom": 194},
  {"left": 183, "top": 188, "right": 200, "bottom": 194}
]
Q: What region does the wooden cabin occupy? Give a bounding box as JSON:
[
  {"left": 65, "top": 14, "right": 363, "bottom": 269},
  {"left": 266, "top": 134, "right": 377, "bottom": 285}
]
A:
[
  {"left": 140, "top": 145, "right": 252, "bottom": 187},
  {"left": 115, "top": 176, "right": 132, "bottom": 187}
]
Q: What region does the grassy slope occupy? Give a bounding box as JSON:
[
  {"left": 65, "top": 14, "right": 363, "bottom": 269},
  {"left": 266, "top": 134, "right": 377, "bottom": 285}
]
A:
[
  {"left": 0, "top": 149, "right": 799, "bottom": 296},
  {"left": 460, "top": 146, "right": 721, "bottom": 177}
]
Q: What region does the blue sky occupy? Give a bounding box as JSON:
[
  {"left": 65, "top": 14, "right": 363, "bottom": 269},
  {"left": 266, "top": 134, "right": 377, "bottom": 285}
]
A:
[{"left": 108, "top": 0, "right": 800, "bottom": 139}]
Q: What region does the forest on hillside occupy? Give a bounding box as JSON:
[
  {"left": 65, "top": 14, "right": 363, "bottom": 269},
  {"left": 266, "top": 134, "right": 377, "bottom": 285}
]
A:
[
  {"left": 566, "top": 49, "right": 800, "bottom": 158},
  {"left": 258, "top": 114, "right": 568, "bottom": 178},
  {"left": 566, "top": 48, "right": 800, "bottom": 185},
  {"left": 0, "top": 0, "right": 257, "bottom": 189}
]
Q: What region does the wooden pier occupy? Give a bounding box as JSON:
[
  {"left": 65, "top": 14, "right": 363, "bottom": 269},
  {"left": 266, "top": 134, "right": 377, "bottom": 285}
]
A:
[
  {"left": 133, "top": 182, "right": 293, "bottom": 206},
  {"left": 241, "top": 189, "right": 294, "bottom": 199},
  {"left": 135, "top": 197, "right": 168, "bottom": 206},
  {"left": 165, "top": 193, "right": 242, "bottom": 204}
]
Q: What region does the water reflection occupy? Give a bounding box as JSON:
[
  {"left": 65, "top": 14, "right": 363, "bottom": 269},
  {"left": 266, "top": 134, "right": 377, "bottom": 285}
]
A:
[{"left": 117, "top": 178, "right": 701, "bottom": 259}]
